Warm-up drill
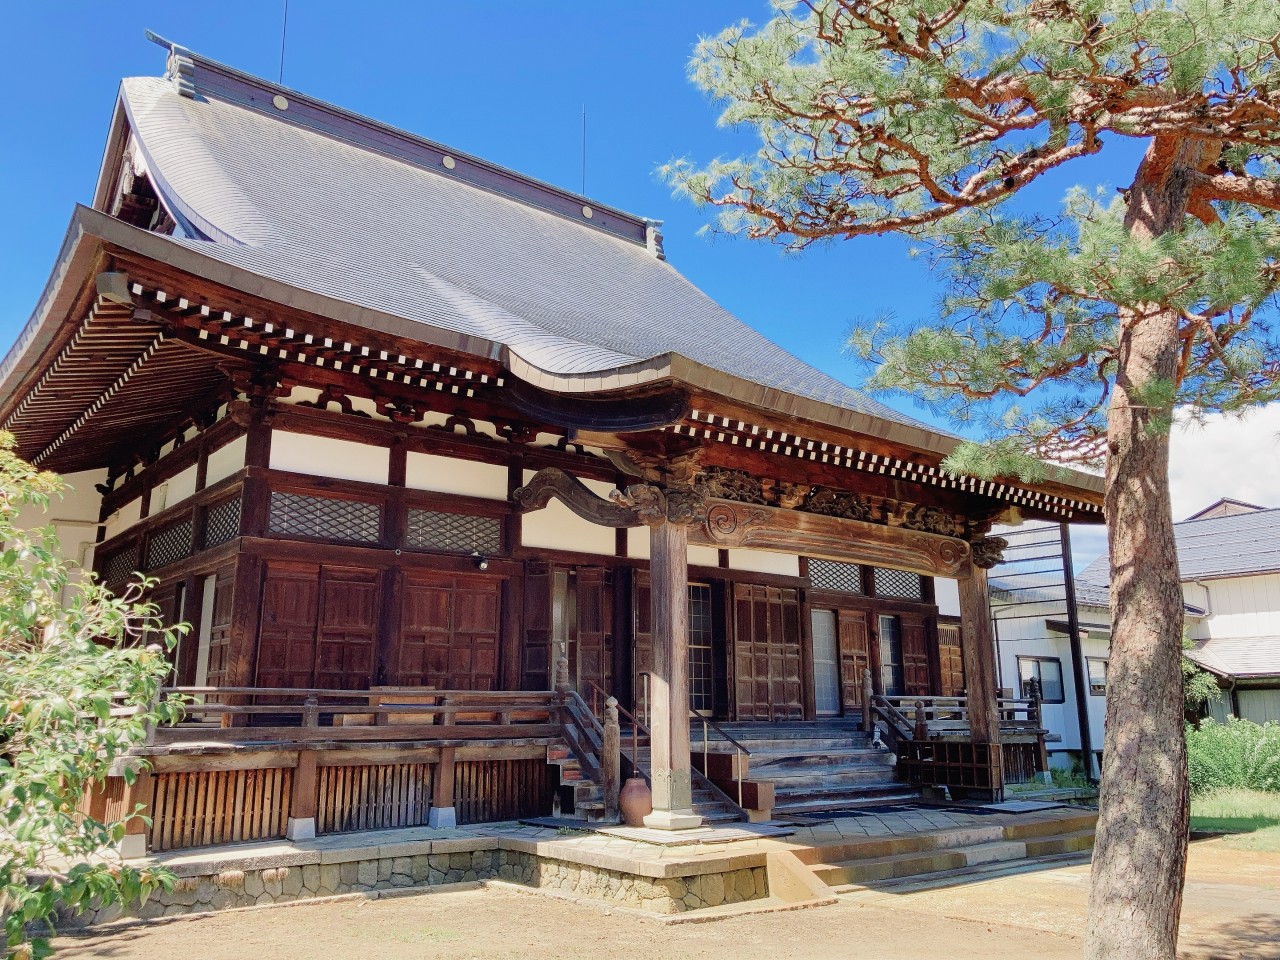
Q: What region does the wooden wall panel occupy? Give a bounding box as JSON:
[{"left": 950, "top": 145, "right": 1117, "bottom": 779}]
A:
[
  {"left": 732, "top": 584, "right": 803, "bottom": 720},
  {"left": 315, "top": 568, "right": 380, "bottom": 690},
  {"left": 204, "top": 566, "right": 237, "bottom": 689},
  {"left": 148, "top": 767, "right": 292, "bottom": 852},
  {"left": 901, "top": 613, "right": 933, "bottom": 697},
  {"left": 453, "top": 758, "right": 556, "bottom": 824},
  {"left": 632, "top": 570, "right": 653, "bottom": 714},
  {"left": 937, "top": 621, "right": 966, "bottom": 697},
  {"left": 522, "top": 562, "right": 553, "bottom": 690},
  {"left": 397, "top": 572, "right": 502, "bottom": 690},
  {"left": 255, "top": 563, "right": 322, "bottom": 689},
  {"left": 574, "top": 567, "right": 611, "bottom": 696},
  {"left": 316, "top": 762, "right": 433, "bottom": 833},
  {"left": 837, "top": 608, "right": 872, "bottom": 710}
]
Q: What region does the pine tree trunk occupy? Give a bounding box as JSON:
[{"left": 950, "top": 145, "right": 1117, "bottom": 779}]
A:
[{"left": 1085, "top": 137, "right": 1202, "bottom": 960}]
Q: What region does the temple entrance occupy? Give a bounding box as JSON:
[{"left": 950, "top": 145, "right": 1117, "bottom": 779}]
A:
[{"left": 811, "top": 609, "right": 842, "bottom": 716}]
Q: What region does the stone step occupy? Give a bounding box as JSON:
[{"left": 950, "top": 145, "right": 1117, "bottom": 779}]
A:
[
  {"left": 814, "top": 839, "right": 1030, "bottom": 886},
  {"left": 828, "top": 849, "right": 1093, "bottom": 895},
  {"left": 745, "top": 748, "right": 892, "bottom": 767},
  {"left": 699, "top": 736, "right": 876, "bottom": 754}
]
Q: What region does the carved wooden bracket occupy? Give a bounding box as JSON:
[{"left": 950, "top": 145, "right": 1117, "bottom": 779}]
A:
[
  {"left": 691, "top": 498, "right": 972, "bottom": 578},
  {"left": 512, "top": 467, "right": 640, "bottom": 528},
  {"left": 612, "top": 482, "right": 710, "bottom": 527},
  {"left": 969, "top": 535, "right": 1009, "bottom": 569}
]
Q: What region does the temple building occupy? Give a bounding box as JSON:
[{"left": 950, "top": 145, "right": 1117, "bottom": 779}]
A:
[{"left": 2, "top": 38, "right": 1104, "bottom": 855}]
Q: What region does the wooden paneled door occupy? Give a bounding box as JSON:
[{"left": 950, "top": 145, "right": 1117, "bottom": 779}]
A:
[
  {"left": 397, "top": 571, "right": 502, "bottom": 690},
  {"left": 255, "top": 562, "right": 381, "bottom": 691},
  {"left": 901, "top": 613, "right": 933, "bottom": 696},
  {"left": 937, "top": 620, "right": 966, "bottom": 697},
  {"left": 836, "top": 608, "right": 872, "bottom": 712},
  {"left": 732, "top": 584, "right": 803, "bottom": 720}
]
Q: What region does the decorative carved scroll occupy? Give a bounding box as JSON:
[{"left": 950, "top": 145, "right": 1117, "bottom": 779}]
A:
[
  {"left": 970, "top": 535, "right": 1009, "bottom": 569},
  {"left": 803, "top": 486, "right": 873, "bottom": 522},
  {"left": 694, "top": 499, "right": 971, "bottom": 578},
  {"left": 900, "top": 504, "right": 964, "bottom": 538},
  {"left": 512, "top": 468, "right": 640, "bottom": 528},
  {"left": 699, "top": 467, "right": 767, "bottom": 505}
]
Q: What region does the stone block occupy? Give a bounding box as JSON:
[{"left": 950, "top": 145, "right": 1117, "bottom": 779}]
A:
[
  {"left": 283, "top": 868, "right": 304, "bottom": 897},
  {"left": 339, "top": 862, "right": 358, "bottom": 887},
  {"left": 357, "top": 860, "right": 379, "bottom": 887},
  {"left": 736, "top": 869, "right": 756, "bottom": 901},
  {"left": 391, "top": 857, "right": 413, "bottom": 878},
  {"left": 377, "top": 860, "right": 393, "bottom": 883},
  {"left": 700, "top": 873, "right": 724, "bottom": 908},
  {"left": 412, "top": 855, "right": 432, "bottom": 882},
  {"left": 448, "top": 852, "right": 471, "bottom": 871},
  {"left": 243, "top": 872, "right": 265, "bottom": 899}
]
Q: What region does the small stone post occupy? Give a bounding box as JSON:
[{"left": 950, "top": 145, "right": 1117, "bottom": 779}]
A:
[
  {"left": 603, "top": 697, "right": 621, "bottom": 821},
  {"left": 554, "top": 656, "right": 571, "bottom": 699},
  {"left": 914, "top": 701, "right": 929, "bottom": 742},
  {"left": 861, "top": 668, "right": 875, "bottom": 733}
]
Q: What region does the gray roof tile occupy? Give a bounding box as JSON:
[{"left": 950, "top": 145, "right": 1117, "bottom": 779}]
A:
[{"left": 119, "top": 74, "right": 927, "bottom": 428}]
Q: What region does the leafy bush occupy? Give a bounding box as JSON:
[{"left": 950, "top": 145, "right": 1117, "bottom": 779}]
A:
[
  {"left": 1186, "top": 718, "right": 1280, "bottom": 794},
  {"left": 0, "top": 432, "right": 184, "bottom": 958}
]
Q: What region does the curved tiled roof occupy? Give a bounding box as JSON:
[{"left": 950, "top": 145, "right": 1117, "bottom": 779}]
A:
[{"left": 118, "top": 70, "right": 927, "bottom": 428}]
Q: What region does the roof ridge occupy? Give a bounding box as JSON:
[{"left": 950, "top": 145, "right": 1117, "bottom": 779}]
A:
[
  {"left": 141, "top": 31, "right": 661, "bottom": 250},
  {"left": 1176, "top": 505, "right": 1280, "bottom": 527}
]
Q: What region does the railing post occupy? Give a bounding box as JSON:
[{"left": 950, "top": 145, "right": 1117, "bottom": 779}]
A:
[
  {"left": 554, "top": 656, "right": 570, "bottom": 699},
  {"left": 914, "top": 700, "right": 928, "bottom": 742},
  {"left": 603, "top": 697, "right": 621, "bottom": 822},
  {"left": 287, "top": 749, "right": 318, "bottom": 841},
  {"left": 302, "top": 695, "right": 320, "bottom": 729},
  {"left": 861, "top": 668, "right": 874, "bottom": 733},
  {"left": 429, "top": 745, "right": 457, "bottom": 829}
]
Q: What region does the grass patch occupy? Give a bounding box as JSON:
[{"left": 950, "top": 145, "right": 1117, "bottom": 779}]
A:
[{"left": 1191, "top": 788, "right": 1280, "bottom": 851}]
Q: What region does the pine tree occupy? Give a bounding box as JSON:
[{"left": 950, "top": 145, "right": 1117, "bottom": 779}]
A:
[{"left": 666, "top": 3, "right": 1280, "bottom": 957}]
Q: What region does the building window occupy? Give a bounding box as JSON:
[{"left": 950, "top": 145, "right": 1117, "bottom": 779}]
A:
[
  {"left": 1017, "top": 656, "right": 1065, "bottom": 703},
  {"left": 808, "top": 559, "right": 865, "bottom": 594},
  {"left": 1087, "top": 658, "right": 1108, "bottom": 696},
  {"left": 872, "top": 566, "right": 924, "bottom": 601},
  {"left": 268, "top": 491, "right": 381, "bottom": 543},
  {"left": 405, "top": 509, "right": 502, "bottom": 554}
]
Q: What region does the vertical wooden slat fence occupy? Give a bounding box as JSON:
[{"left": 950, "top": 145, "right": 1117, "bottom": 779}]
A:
[
  {"left": 453, "top": 758, "right": 556, "bottom": 824},
  {"left": 315, "top": 762, "right": 434, "bottom": 833},
  {"left": 148, "top": 768, "right": 293, "bottom": 852}
]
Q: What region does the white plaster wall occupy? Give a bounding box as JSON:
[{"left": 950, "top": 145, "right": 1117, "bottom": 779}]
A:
[
  {"left": 153, "top": 464, "right": 198, "bottom": 513},
  {"left": 269, "top": 430, "right": 389, "bottom": 485},
  {"left": 205, "top": 435, "right": 247, "bottom": 487},
  {"left": 14, "top": 468, "right": 106, "bottom": 579},
  {"left": 625, "top": 526, "right": 722, "bottom": 569},
  {"left": 727, "top": 549, "right": 800, "bottom": 577},
  {"left": 933, "top": 577, "right": 961, "bottom": 617},
  {"left": 522, "top": 472, "right": 618, "bottom": 557},
  {"left": 103, "top": 497, "right": 142, "bottom": 543},
  {"left": 407, "top": 453, "right": 508, "bottom": 500}
]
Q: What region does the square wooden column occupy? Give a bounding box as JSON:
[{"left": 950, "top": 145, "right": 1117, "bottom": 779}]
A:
[
  {"left": 643, "top": 520, "right": 701, "bottom": 830},
  {"left": 957, "top": 558, "right": 1003, "bottom": 795}
]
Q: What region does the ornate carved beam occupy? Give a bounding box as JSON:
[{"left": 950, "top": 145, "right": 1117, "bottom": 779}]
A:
[
  {"left": 690, "top": 499, "right": 973, "bottom": 579},
  {"left": 512, "top": 467, "right": 641, "bottom": 528}
]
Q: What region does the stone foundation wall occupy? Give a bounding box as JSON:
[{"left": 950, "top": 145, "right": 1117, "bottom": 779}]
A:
[{"left": 64, "top": 842, "right": 768, "bottom": 927}]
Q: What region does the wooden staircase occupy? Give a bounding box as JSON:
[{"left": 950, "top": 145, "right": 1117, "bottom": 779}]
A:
[
  {"left": 621, "top": 727, "right": 745, "bottom": 824},
  {"left": 546, "top": 743, "right": 611, "bottom": 822},
  {"left": 696, "top": 720, "right": 916, "bottom": 817}
]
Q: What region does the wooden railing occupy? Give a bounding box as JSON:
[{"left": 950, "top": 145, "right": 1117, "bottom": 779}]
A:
[{"left": 151, "top": 685, "right": 562, "bottom": 747}]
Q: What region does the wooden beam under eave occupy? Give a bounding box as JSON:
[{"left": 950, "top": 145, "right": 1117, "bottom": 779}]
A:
[{"left": 691, "top": 498, "right": 971, "bottom": 579}]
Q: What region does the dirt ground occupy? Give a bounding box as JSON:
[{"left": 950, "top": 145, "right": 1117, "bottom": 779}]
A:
[{"left": 57, "top": 839, "right": 1280, "bottom": 960}]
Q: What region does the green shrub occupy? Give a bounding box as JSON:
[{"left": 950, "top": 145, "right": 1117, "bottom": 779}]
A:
[{"left": 1186, "top": 718, "right": 1280, "bottom": 794}]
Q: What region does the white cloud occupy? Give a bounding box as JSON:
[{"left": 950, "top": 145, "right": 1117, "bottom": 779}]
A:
[
  {"left": 1168, "top": 404, "right": 1280, "bottom": 521},
  {"left": 1067, "top": 402, "right": 1280, "bottom": 572}
]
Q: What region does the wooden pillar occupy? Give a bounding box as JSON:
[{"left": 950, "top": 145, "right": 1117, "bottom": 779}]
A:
[
  {"left": 957, "top": 561, "right": 1004, "bottom": 796},
  {"left": 287, "top": 750, "right": 319, "bottom": 840},
  {"left": 644, "top": 520, "right": 701, "bottom": 830},
  {"left": 430, "top": 746, "right": 457, "bottom": 828},
  {"left": 603, "top": 697, "right": 621, "bottom": 821},
  {"left": 118, "top": 767, "right": 153, "bottom": 860}
]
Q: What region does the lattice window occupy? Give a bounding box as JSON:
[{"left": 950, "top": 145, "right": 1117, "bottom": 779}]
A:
[
  {"left": 146, "top": 519, "right": 193, "bottom": 570},
  {"left": 203, "top": 496, "right": 242, "bottom": 548},
  {"left": 100, "top": 545, "right": 139, "bottom": 585},
  {"left": 268, "top": 492, "right": 381, "bottom": 542},
  {"left": 872, "top": 566, "right": 925, "bottom": 601},
  {"left": 405, "top": 509, "right": 502, "bottom": 553},
  {"left": 808, "top": 559, "right": 865, "bottom": 594}
]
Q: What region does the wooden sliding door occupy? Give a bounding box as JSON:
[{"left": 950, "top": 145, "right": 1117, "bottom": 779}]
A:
[{"left": 732, "top": 583, "right": 803, "bottom": 721}]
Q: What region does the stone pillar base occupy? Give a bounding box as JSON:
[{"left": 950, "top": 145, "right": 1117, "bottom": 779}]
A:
[
  {"left": 642, "top": 808, "right": 703, "bottom": 831},
  {"left": 428, "top": 806, "right": 457, "bottom": 829},
  {"left": 118, "top": 833, "right": 148, "bottom": 860},
  {"left": 286, "top": 816, "right": 317, "bottom": 841}
]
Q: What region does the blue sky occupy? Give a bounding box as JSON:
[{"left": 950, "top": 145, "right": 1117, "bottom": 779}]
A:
[{"left": 0, "top": 2, "right": 1170, "bottom": 568}]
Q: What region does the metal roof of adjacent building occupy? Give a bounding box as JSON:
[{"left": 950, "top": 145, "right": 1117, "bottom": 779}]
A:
[
  {"left": 1073, "top": 505, "right": 1280, "bottom": 607},
  {"left": 1186, "top": 636, "right": 1280, "bottom": 680}
]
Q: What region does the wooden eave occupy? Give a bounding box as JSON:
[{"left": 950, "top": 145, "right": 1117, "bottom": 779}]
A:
[{"left": 1, "top": 207, "right": 1104, "bottom": 524}]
